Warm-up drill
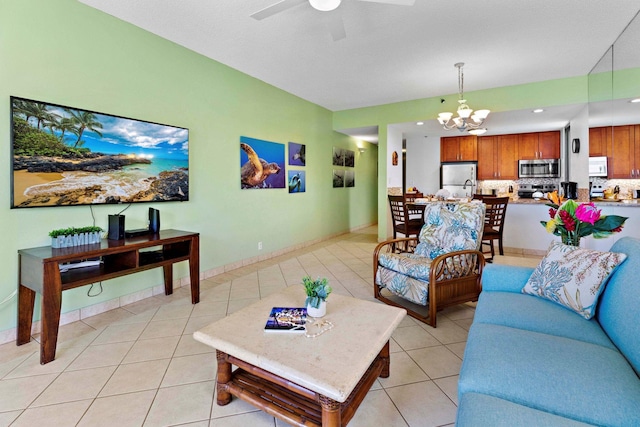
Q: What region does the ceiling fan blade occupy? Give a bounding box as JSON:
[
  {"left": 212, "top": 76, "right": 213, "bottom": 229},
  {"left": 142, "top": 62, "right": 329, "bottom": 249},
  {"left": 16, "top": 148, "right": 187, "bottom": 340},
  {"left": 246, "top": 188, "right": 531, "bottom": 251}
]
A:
[
  {"left": 327, "top": 16, "right": 346, "bottom": 41},
  {"left": 251, "top": 0, "right": 307, "bottom": 20},
  {"left": 355, "top": 0, "right": 415, "bottom": 5}
]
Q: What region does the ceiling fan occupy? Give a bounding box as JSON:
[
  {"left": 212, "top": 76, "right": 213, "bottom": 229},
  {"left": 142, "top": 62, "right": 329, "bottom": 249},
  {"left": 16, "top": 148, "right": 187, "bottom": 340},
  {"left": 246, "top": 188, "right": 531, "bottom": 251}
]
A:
[{"left": 251, "top": 0, "right": 416, "bottom": 41}]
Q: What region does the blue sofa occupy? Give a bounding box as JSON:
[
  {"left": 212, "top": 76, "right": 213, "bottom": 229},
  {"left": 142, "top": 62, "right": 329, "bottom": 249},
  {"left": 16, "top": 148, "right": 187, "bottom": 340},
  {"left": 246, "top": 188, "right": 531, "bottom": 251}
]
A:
[{"left": 457, "top": 237, "right": 640, "bottom": 426}]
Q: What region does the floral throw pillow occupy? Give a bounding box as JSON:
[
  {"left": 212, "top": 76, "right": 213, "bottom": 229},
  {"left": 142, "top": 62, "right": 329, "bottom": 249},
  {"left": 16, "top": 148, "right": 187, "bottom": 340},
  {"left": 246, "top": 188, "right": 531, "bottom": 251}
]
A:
[{"left": 522, "top": 242, "right": 627, "bottom": 319}]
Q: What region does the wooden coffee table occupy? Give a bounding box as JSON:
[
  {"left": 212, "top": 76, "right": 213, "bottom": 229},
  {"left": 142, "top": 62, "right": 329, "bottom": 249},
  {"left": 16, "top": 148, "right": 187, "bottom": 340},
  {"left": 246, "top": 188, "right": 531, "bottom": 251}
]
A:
[{"left": 193, "top": 286, "right": 406, "bottom": 427}]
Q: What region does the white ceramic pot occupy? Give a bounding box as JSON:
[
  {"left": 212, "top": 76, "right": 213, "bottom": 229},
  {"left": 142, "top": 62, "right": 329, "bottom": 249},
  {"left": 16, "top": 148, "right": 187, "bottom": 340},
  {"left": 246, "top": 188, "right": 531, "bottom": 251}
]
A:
[{"left": 307, "top": 300, "right": 326, "bottom": 318}]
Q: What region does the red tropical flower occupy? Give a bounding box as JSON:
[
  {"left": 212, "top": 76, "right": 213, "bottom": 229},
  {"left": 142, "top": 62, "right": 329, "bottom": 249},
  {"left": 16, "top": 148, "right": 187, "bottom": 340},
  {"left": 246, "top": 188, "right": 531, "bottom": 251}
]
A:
[{"left": 559, "top": 210, "right": 575, "bottom": 232}]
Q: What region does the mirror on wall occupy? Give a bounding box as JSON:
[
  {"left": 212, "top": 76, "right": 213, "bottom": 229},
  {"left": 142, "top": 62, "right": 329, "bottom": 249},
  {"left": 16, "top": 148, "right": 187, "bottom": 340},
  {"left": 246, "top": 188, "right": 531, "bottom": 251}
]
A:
[
  {"left": 587, "top": 10, "right": 640, "bottom": 188},
  {"left": 612, "top": 11, "right": 640, "bottom": 124},
  {"left": 588, "top": 46, "right": 613, "bottom": 128},
  {"left": 589, "top": 12, "right": 640, "bottom": 130}
]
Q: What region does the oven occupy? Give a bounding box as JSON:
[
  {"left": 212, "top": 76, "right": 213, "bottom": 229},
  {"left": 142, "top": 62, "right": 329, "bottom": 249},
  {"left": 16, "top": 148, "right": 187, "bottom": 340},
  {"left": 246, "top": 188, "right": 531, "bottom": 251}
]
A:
[
  {"left": 518, "top": 183, "right": 558, "bottom": 199},
  {"left": 518, "top": 159, "right": 560, "bottom": 178}
]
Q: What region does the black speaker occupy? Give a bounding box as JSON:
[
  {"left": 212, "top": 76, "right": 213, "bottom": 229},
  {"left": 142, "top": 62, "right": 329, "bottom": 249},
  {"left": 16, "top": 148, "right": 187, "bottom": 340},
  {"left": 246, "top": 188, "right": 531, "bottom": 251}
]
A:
[
  {"left": 148, "top": 208, "right": 160, "bottom": 233},
  {"left": 108, "top": 215, "right": 125, "bottom": 240}
]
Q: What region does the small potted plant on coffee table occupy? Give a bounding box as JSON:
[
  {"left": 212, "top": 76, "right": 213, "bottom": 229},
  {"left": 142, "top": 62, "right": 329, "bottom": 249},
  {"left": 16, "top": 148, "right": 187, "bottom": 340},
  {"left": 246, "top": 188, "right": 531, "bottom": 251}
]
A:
[{"left": 302, "top": 276, "right": 332, "bottom": 318}]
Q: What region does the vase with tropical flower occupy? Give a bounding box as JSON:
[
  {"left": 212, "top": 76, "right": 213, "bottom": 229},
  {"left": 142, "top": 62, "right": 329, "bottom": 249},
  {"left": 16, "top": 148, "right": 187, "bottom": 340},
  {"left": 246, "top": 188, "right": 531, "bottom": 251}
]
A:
[{"left": 540, "top": 191, "right": 628, "bottom": 246}]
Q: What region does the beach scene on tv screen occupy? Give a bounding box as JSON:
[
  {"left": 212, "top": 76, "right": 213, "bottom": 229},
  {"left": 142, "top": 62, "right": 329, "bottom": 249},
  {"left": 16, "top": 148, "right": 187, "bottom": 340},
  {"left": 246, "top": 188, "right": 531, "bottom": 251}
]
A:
[{"left": 11, "top": 98, "right": 189, "bottom": 208}]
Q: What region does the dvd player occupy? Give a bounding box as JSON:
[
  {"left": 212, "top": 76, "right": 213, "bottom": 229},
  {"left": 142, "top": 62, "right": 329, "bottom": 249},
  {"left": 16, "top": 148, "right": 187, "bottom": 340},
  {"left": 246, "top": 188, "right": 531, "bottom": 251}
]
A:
[{"left": 125, "top": 228, "right": 150, "bottom": 238}]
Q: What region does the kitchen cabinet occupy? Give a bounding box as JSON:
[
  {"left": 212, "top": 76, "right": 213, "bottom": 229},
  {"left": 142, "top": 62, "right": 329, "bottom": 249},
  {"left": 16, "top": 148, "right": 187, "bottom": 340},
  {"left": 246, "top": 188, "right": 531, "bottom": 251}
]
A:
[
  {"left": 477, "top": 134, "right": 518, "bottom": 180},
  {"left": 589, "top": 126, "right": 611, "bottom": 157},
  {"left": 518, "top": 131, "right": 560, "bottom": 160},
  {"left": 609, "top": 124, "right": 640, "bottom": 178},
  {"left": 440, "top": 135, "right": 477, "bottom": 162}
]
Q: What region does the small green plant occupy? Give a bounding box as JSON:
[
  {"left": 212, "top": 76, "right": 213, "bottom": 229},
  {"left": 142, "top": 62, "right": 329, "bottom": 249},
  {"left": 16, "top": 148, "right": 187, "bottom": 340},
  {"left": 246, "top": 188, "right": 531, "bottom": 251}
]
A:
[
  {"left": 49, "top": 226, "right": 103, "bottom": 238},
  {"left": 302, "top": 276, "right": 332, "bottom": 308}
]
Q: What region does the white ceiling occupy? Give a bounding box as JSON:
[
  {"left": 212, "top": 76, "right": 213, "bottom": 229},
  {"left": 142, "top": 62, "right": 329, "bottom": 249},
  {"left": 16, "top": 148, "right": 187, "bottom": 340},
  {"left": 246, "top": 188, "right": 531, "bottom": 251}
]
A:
[{"left": 79, "top": 0, "right": 640, "bottom": 140}]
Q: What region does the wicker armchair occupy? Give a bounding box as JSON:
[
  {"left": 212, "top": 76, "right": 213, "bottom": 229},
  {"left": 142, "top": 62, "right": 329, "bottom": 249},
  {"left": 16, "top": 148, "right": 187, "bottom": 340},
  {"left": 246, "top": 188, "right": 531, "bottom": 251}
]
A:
[{"left": 373, "top": 201, "right": 486, "bottom": 327}]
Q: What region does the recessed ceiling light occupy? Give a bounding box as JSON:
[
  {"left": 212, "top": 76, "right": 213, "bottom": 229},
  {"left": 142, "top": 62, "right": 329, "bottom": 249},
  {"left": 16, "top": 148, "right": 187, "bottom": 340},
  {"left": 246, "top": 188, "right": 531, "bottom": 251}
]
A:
[
  {"left": 533, "top": 109, "right": 544, "bottom": 113},
  {"left": 630, "top": 98, "right": 640, "bottom": 103},
  {"left": 416, "top": 121, "right": 424, "bottom": 126}
]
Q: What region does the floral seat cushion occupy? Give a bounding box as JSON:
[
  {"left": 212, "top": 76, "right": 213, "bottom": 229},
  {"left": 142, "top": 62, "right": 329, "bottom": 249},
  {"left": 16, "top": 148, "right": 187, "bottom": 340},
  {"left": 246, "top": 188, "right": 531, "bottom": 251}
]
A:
[
  {"left": 377, "top": 202, "right": 485, "bottom": 306},
  {"left": 378, "top": 252, "right": 433, "bottom": 281}
]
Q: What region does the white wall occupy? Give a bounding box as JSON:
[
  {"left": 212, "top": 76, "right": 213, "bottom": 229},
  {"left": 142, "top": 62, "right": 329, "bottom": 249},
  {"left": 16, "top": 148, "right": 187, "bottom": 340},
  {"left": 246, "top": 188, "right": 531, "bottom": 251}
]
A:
[
  {"left": 503, "top": 203, "right": 640, "bottom": 253},
  {"left": 569, "top": 105, "right": 590, "bottom": 188},
  {"left": 503, "top": 204, "right": 556, "bottom": 252},
  {"left": 406, "top": 135, "right": 441, "bottom": 195},
  {"left": 387, "top": 126, "right": 404, "bottom": 188}
]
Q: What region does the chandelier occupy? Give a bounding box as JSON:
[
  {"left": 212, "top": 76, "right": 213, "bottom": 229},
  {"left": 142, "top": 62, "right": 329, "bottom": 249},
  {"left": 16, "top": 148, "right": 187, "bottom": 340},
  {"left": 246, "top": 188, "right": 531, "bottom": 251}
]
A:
[{"left": 437, "top": 63, "right": 490, "bottom": 135}]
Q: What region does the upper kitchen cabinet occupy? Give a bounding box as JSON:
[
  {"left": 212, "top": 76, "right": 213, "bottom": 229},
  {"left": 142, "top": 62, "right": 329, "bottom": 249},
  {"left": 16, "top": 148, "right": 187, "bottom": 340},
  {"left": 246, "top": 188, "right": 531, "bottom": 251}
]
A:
[
  {"left": 440, "top": 135, "right": 477, "bottom": 162},
  {"left": 477, "top": 134, "right": 518, "bottom": 180},
  {"left": 609, "top": 124, "right": 640, "bottom": 178},
  {"left": 518, "top": 131, "right": 560, "bottom": 160},
  {"left": 589, "top": 126, "right": 611, "bottom": 157},
  {"left": 538, "top": 131, "right": 561, "bottom": 159}
]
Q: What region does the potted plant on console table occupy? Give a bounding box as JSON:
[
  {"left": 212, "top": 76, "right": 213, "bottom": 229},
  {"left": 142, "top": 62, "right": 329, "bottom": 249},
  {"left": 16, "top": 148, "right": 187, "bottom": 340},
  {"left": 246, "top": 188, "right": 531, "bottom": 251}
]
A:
[
  {"left": 49, "top": 226, "right": 103, "bottom": 248},
  {"left": 302, "top": 276, "right": 332, "bottom": 318}
]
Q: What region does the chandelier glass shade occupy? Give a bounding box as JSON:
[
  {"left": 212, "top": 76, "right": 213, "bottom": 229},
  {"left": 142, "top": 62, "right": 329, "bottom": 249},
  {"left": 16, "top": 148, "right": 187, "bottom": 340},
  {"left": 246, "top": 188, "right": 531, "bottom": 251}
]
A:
[
  {"left": 438, "top": 63, "right": 490, "bottom": 134},
  {"left": 309, "top": 0, "right": 342, "bottom": 11}
]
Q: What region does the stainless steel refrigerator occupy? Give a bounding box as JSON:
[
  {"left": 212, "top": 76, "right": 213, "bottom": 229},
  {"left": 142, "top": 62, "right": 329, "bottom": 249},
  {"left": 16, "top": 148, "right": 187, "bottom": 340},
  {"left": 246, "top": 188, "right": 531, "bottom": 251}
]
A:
[{"left": 440, "top": 162, "right": 477, "bottom": 198}]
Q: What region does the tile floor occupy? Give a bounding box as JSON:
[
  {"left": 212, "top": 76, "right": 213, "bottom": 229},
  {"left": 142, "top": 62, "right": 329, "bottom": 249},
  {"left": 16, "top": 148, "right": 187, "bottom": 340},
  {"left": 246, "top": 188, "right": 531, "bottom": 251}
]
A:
[{"left": 0, "top": 227, "right": 540, "bottom": 427}]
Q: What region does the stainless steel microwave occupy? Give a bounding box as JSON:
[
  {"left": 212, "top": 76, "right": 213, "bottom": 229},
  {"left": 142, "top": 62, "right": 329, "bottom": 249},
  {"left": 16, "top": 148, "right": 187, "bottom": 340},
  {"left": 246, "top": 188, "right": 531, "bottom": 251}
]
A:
[{"left": 518, "top": 159, "right": 560, "bottom": 178}]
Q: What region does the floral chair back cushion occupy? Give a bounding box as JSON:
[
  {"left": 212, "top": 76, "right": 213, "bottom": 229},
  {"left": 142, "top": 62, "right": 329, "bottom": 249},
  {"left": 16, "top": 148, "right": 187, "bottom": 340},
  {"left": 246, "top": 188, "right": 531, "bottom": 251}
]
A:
[{"left": 414, "top": 202, "right": 485, "bottom": 259}]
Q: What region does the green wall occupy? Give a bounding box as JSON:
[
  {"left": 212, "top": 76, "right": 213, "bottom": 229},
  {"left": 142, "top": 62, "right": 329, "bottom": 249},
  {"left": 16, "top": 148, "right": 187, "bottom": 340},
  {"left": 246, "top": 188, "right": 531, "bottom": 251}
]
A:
[{"left": 0, "top": 0, "right": 378, "bottom": 333}]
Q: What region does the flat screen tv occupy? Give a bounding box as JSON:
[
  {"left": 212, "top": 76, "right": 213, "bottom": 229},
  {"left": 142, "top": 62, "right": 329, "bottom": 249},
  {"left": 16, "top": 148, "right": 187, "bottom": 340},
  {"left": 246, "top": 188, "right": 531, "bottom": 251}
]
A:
[{"left": 10, "top": 96, "right": 189, "bottom": 208}]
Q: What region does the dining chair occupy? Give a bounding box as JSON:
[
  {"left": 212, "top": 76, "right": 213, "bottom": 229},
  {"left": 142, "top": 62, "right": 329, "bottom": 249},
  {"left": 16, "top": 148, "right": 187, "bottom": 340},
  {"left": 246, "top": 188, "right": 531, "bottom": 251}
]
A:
[
  {"left": 480, "top": 196, "right": 509, "bottom": 261},
  {"left": 403, "top": 193, "right": 426, "bottom": 224},
  {"left": 388, "top": 195, "right": 423, "bottom": 251}
]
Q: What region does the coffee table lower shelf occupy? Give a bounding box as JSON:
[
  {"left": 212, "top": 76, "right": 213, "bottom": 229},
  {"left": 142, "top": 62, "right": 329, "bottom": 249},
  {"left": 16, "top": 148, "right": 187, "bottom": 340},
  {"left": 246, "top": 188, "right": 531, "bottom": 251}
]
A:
[{"left": 216, "top": 342, "right": 390, "bottom": 427}]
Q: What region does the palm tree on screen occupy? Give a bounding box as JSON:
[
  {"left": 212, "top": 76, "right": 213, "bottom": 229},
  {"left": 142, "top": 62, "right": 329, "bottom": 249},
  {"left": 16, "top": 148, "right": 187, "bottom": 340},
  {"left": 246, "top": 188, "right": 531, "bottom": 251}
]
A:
[
  {"left": 14, "top": 100, "right": 52, "bottom": 129},
  {"left": 66, "top": 109, "right": 103, "bottom": 148},
  {"left": 57, "top": 117, "right": 79, "bottom": 143}
]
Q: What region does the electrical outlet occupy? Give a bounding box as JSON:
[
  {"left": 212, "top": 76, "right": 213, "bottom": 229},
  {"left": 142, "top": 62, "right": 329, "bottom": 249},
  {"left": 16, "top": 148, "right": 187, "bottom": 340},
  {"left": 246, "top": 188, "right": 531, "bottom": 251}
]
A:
[{"left": 258, "top": 242, "right": 262, "bottom": 250}]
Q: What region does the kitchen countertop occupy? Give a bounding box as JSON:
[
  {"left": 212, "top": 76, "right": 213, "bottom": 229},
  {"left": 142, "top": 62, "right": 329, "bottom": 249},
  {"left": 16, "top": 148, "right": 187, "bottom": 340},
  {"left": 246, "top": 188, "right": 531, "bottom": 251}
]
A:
[{"left": 509, "top": 197, "right": 640, "bottom": 207}]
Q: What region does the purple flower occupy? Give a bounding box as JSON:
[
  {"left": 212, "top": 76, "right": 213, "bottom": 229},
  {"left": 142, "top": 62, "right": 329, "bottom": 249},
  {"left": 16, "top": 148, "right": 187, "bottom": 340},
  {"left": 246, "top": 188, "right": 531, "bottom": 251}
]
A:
[{"left": 575, "top": 203, "right": 601, "bottom": 225}]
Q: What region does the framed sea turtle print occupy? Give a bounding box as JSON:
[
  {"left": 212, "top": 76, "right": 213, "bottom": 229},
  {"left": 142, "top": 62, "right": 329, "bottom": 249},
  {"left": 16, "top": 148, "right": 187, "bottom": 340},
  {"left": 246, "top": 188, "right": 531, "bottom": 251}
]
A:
[{"left": 240, "top": 136, "right": 285, "bottom": 189}]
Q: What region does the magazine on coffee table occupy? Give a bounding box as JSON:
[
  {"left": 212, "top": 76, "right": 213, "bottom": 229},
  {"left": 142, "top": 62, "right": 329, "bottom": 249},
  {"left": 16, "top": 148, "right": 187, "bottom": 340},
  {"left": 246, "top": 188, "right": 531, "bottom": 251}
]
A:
[{"left": 264, "top": 307, "right": 307, "bottom": 333}]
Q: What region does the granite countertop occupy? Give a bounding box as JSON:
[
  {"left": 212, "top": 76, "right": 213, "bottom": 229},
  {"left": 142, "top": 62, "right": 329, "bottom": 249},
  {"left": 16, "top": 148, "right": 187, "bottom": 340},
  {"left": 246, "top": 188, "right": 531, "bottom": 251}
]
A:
[{"left": 509, "top": 197, "right": 640, "bottom": 207}]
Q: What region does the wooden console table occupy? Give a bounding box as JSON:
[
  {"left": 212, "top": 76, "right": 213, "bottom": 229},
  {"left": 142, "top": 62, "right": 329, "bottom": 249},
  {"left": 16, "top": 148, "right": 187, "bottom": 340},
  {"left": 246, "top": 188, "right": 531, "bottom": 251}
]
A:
[{"left": 17, "top": 229, "right": 200, "bottom": 364}]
